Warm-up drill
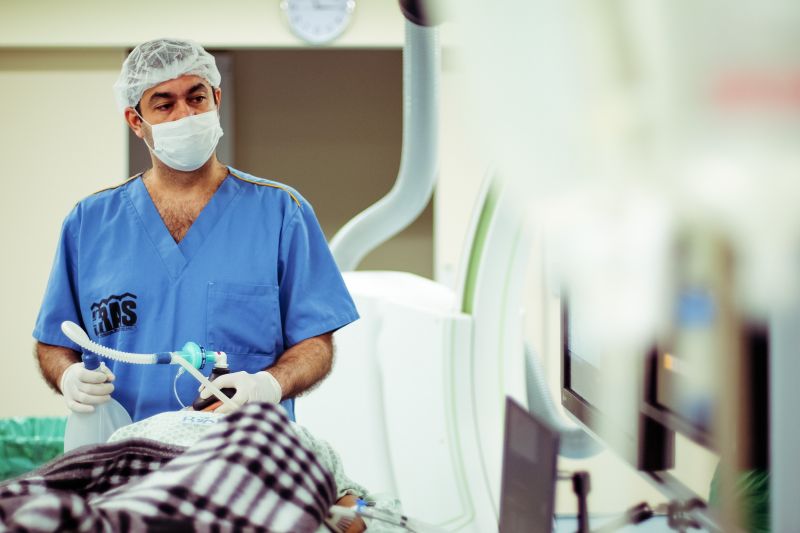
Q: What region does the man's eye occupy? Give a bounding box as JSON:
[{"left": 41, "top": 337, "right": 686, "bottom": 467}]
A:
[
  {"left": 156, "top": 103, "right": 172, "bottom": 111},
  {"left": 191, "top": 96, "right": 207, "bottom": 104}
]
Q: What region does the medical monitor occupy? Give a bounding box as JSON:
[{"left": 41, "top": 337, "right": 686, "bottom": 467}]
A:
[
  {"left": 561, "top": 303, "right": 675, "bottom": 471},
  {"left": 640, "top": 288, "right": 769, "bottom": 469},
  {"left": 499, "top": 397, "right": 559, "bottom": 533}
]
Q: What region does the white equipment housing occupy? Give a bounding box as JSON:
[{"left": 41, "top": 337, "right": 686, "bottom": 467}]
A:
[{"left": 300, "top": 182, "right": 530, "bottom": 532}]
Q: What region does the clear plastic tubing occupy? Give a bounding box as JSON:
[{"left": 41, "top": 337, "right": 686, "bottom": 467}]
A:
[{"left": 61, "top": 321, "right": 237, "bottom": 411}]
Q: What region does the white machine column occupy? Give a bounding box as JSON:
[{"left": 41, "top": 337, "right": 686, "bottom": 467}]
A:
[{"left": 770, "top": 302, "right": 800, "bottom": 530}]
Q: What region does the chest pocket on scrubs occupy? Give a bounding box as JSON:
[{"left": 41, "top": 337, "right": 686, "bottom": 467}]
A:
[{"left": 206, "top": 281, "right": 280, "bottom": 358}]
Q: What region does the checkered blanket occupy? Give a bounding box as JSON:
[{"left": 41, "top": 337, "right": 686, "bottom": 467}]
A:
[{"left": 0, "top": 403, "right": 336, "bottom": 532}]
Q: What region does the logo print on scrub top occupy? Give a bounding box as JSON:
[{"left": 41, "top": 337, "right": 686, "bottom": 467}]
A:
[{"left": 91, "top": 293, "right": 138, "bottom": 337}]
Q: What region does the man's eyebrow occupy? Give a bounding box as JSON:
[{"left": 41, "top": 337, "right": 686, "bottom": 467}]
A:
[
  {"left": 187, "top": 83, "right": 208, "bottom": 95},
  {"left": 147, "top": 84, "right": 209, "bottom": 104},
  {"left": 148, "top": 91, "right": 175, "bottom": 102}
]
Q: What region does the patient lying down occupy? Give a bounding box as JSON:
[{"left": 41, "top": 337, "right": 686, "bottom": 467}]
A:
[
  {"left": 108, "top": 405, "right": 373, "bottom": 532},
  {"left": 0, "top": 403, "right": 402, "bottom": 532}
]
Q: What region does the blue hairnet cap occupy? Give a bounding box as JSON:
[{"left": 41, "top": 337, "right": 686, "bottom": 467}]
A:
[{"left": 113, "top": 38, "right": 221, "bottom": 112}]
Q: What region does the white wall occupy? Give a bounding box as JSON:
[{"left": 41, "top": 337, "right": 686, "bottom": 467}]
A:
[
  {"left": 0, "top": 0, "right": 403, "bottom": 48},
  {"left": 0, "top": 49, "right": 126, "bottom": 417}
]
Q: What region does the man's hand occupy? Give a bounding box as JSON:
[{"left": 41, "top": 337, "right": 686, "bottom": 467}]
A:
[
  {"left": 196, "top": 333, "right": 333, "bottom": 414},
  {"left": 199, "top": 371, "right": 282, "bottom": 414},
  {"left": 59, "top": 362, "right": 115, "bottom": 413}
]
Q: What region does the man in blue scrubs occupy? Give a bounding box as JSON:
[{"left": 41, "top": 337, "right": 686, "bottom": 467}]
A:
[{"left": 33, "top": 38, "right": 359, "bottom": 422}]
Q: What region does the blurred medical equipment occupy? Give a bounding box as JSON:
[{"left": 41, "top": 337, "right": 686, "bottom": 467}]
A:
[
  {"left": 498, "top": 397, "right": 560, "bottom": 533},
  {"left": 561, "top": 302, "right": 676, "bottom": 472},
  {"left": 299, "top": 0, "right": 800, "bottom": 530},
  {"left": 642, "top": 232, "right": 769, "bottom": 463},
  {"left": 524, "top": 342, "right": 601, "bottom": 460},
  {"left": 60, "top": 321, "right": 237, "bottom": 451}
]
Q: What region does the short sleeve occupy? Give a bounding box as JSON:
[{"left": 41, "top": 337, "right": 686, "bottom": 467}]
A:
[
  {"left": 32, "top": 208, "right": 83, "bottom": 351},
  {"left": 278, "top": 201, "right": 359, "bottom": 348}
]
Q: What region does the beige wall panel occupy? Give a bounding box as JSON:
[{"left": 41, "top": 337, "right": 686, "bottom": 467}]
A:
[
  {"left": 0, "top": 0, "right": 403, "bottom": 48},
  {"left": 233, "top": 49, "right": 432, "bottom": 277},
  {"left": 0, "top": 49, "right": 127, "bottom": 417}
]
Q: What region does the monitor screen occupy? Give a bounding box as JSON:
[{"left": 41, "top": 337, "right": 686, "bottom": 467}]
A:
[
  {"left": 499, "top": 397, "right": 560, "bottom": 533},
  {"left": 561, "top": 303, "right": 675, "bottom": 471},
  {"left": 641, "top": 289, "right": 769, "bottom": 468}
]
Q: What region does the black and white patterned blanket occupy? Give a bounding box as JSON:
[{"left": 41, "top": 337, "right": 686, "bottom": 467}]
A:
[{"left": 0, "top": 403, "right": 336, "bottom": 532}]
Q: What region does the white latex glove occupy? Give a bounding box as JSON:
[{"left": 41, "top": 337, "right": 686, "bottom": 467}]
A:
[
  {"left": 199, "top": 370, "right": 282, "bottom": 414},
  {"left": 59, "top": 362, "right": 115, "bottom": 414}
]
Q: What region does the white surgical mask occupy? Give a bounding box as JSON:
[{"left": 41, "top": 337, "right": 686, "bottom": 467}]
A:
[{"left": 137, "top": 110, "right": 224, "bottom": 172}]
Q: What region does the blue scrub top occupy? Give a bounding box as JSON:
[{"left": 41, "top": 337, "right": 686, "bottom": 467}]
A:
[{"left": 33, "top": 167, "right": 359, "bottom": 422}]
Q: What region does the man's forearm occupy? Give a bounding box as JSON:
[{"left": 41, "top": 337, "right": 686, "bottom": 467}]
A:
[
  {"left": 267, "top": 333, "right": 333, "bottom": 400},
  {"left": 36, "top": 341, "right": 81, "bottom": 394}
]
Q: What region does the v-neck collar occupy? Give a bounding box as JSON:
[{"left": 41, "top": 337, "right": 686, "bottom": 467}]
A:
[{"left": 123, "top": 170, "right": 242, "bottom": 280}]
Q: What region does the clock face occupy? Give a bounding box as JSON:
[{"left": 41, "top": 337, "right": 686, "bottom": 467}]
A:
[{"left": 282, "top": 0, "right": 356, "bottom": 45}]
